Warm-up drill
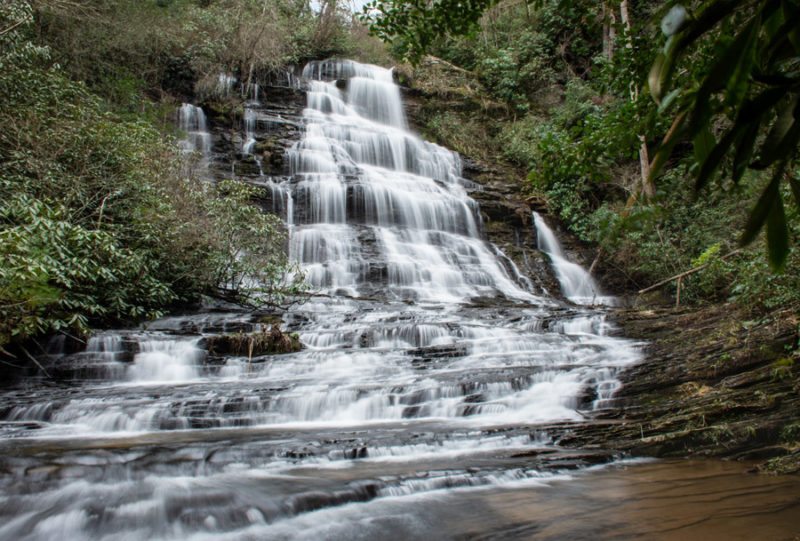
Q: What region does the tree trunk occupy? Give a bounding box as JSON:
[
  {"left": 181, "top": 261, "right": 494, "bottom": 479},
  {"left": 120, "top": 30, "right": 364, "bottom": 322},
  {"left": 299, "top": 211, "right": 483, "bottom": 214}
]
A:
[
  {"left": 619, "top": 1, "right": 654, "bottom": 199},
  {"left": 619, "top": 0, "right": 630, "bottom": 32},
  {"left": 638, "top": 134, "right": 654, "bottom": 197},
  {"left": 605, "top": 5, "right": 616, "bottom": 62}
]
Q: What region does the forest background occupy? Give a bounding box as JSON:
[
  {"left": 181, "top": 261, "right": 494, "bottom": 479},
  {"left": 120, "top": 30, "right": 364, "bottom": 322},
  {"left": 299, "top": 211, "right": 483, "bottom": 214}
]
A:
[{"left": 1, "top": 0, "right": 798, "bottom": 355}]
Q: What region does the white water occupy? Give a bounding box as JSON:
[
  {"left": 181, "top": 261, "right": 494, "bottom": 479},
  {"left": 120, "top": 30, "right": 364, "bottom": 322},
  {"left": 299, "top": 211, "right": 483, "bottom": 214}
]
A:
[
  {"left": 291, "top": 59, "right": 534, "bottom": 303},
  {"left": 0, "top": 59, "right": 643, "bottom": 540},
  {"left": 533, "top": 211, "right": 614, "bottom": 305},
  {"left": 127, "top": 338, "right": 203, "bottom": 383},
  {"left": 177, "top": 103, "right": 212, "bottom": 157}
]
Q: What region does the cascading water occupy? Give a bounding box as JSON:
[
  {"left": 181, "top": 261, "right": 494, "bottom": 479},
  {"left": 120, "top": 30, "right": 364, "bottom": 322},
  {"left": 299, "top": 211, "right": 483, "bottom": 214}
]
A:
[
  {"left": 0, "top": 60, "right": 643, "bottom": 540},
  {"left": 177, "top": 103, "right": 212, "bottom": 156},
  {"left": 533, "top": 211, "right": 614, "bottom": 306}
]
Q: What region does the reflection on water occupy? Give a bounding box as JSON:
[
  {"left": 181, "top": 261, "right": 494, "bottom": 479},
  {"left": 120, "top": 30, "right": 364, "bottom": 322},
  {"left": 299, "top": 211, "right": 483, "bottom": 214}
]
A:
[
  {"left": 461, "top": 459, "right": 800, "bottom": 540},
  {"left": 260, "top": 459, "right": 800, "bottom": 540}
]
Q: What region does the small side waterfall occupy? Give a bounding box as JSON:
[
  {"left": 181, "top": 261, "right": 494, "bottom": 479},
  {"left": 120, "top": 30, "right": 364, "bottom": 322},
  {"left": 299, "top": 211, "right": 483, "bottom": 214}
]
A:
[
  {"left": 177, "top": 103, "right": 212, "bottom": 157},
  {"left": 533, "top": 211, "right": 613, "bottom": 305}
]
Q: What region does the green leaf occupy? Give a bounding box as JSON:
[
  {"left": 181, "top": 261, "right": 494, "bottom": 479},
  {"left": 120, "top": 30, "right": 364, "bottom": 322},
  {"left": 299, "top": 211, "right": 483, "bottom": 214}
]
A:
[
  {"left": 648, "top": 52, "right": 668, "bottom": 103},
  {"left": 731, "top": 125, "right": 759, "bottom": 184},
  {"left": 657, "top": 88, "right": 683, "bottom": 113},
  {"left": 766, "top": 189, "right": 789, "bottom": 271},
  {"left": 789, "top": 175, "right": 800, "bottom": 209},
  {"left": 689, "top": 17, "right": 759, "bottom": 135},
  {"left": 723, "top": 18, "right": 759, "bottom": 108},
  {"left": 693, "top": 125, "right": 715, "bottom": 165},
  {"left": 741, "top": 165, "right": 783, "bottom": 247},
  {"left": 695, "top": 125, "right": 738, "bottom": 190},
  {"left": 754, "top": 94, "right": 799, "bottom": 168},
  {"left": 649, "top": 111, "right": 689, "bottom": 182}
]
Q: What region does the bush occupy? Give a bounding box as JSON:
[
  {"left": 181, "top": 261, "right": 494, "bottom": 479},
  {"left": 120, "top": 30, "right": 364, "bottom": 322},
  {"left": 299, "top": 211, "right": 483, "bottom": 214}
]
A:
[{"left": 0, "top": 3, "right": 306, "bottom": 349}]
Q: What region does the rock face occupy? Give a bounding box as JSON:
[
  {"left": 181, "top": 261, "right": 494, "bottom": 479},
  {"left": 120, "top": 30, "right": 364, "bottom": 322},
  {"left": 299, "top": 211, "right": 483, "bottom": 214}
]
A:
[{"left": 549, "top": 304, "right": 800, "bottom": 474}]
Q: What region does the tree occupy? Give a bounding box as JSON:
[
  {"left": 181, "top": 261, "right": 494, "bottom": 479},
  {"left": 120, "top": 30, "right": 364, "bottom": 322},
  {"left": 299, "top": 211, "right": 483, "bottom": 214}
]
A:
[
  {"left": 360, "top": 0, "right": 496, "bottom": 63},
  {"left": 363, "top": 0, "right": 800, "bottom": 270},
  {"left": 648, "top": 0, "right": 800, "bottom": 270}
]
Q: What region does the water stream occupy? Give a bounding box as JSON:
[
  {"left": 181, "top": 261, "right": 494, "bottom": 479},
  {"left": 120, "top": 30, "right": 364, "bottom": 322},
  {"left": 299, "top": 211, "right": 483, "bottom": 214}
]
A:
[{"left": 0, "top": 60, "right": 789, "bottom": 540}]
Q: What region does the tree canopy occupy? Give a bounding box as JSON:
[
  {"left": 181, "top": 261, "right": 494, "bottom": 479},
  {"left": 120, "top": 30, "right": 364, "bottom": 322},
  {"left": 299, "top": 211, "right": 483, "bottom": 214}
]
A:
[
  {"left": 648, "top": 0, "right": 800, "bottom": 270},
  {"left": 363, "top": 0, "right": 800, "bottom": 270}
]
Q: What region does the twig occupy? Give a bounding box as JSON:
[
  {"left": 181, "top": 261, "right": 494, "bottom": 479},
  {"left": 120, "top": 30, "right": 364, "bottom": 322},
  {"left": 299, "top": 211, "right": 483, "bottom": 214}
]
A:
[
  {"left": 0, "top": 359, "right": 25, "bottom": 369},
  {"left": 588, "top": 247, "right": 604, "bottom": 276},
  {"left": 58, "top": 329, "right": 86, "bottom": 345},
  {"left": 638, "top": 249, "right": 743, "bottom": 295},
  {"left": 97, "top": 194, "right": 110, "bottom": 228},
  {"left": 0, "top": 18, "right": 29, "bottom": 37},
  {"left": 19, "top": 346, "right": 52, "bottom": 379},
  {"left": 248, "top": 336, "right": 254, "bottom": 373}
]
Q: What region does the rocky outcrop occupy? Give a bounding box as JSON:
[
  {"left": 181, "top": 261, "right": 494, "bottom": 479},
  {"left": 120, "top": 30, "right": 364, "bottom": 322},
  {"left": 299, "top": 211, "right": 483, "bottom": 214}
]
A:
[
  {"left": 206, "top": 324, "right": 302, "bottom": 358},
  {"left": 548, "top": 304, "right": 800, "bottom": 474}
]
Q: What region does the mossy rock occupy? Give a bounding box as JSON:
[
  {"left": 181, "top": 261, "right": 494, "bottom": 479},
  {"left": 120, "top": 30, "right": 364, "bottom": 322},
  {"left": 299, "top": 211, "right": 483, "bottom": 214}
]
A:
[
  {"left": 206, "top": 324, "right": 302, "bottom": 356},
  {"left": 202, "top": 100, "right": 242, "bottom": 127}
]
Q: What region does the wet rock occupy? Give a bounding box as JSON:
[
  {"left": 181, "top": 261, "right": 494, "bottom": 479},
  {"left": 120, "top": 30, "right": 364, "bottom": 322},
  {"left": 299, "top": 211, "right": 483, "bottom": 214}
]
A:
[
  {"left": 546, "top": 304, "right": 800, "bottom": 473},
  {"left": 409, "top": 344, "right": 468, "bottom": 359},
  {"left": 205, "top": 324, "right": 302, "bottom": 357}
]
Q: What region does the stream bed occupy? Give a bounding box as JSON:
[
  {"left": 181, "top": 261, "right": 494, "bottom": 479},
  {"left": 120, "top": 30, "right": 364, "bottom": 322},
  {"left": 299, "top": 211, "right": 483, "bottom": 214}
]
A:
[{"left": 1, "top": 59, "right": 796, "bottom": 540}]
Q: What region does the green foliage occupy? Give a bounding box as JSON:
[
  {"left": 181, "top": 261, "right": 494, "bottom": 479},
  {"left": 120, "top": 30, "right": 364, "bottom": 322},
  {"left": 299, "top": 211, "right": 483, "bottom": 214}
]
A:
[
  {"left": 648, "top": 0, "right": 800, "bottom": 270},
  {"left": 509, "top": 79, "right": 656, "bottom": 240},
  {"left": 0, "top": 196, "right": 174, "bottom": 345},
  {"left": 33, "top": 0, "right": 389, "bottom": 113},
  {"left": 771, "top": 357, "right": 794, "bottom": 381},
  {"left": 203, "top": 180, "right": 308, "bottom": 309},
  {"left": 424, "top": 111, "right": 495, "bottom": 160},
  {"left": 389, "top": 0, "right": 798, "bottom": 312},
  {"left": 361, "top": 0, "right": 496, "bottom": 63},
  {"left": 0, "top": 2, "right": 307, "bottom": 348}
]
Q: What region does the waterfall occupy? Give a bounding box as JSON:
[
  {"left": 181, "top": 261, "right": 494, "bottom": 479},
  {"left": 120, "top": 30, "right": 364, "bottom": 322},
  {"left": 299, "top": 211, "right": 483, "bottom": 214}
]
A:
[
  {"left": 177, "top": 103, "right": 212, "bottom": 157},
  {"left": 533, "top": 211, "right": 614, "bottom": 305},
  {"left": 127, "top": 338, "right": 203, "bottom": 383},
  {"left": 0, "top": 59, "right": 644, "bottom": 540},
  {"left": 291, "top": 59, "right": 534, "bottom": 303}
]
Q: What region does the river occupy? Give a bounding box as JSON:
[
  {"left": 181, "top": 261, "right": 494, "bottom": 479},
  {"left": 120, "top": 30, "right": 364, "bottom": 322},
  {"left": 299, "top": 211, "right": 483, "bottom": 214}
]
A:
[{"left": 0, "top": 59, "right": 796, "bottom": 540}]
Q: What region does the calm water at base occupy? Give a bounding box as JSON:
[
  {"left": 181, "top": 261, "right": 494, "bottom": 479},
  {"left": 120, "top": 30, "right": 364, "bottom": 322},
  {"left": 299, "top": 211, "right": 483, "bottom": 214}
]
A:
[{"left": 266, "top": 459, "right": 799, "bottom": 541}]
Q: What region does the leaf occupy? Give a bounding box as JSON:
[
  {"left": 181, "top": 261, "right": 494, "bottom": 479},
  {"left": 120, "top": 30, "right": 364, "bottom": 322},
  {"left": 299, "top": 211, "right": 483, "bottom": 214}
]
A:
[
  {"left": 753, "top": 95, "right": 800, "bottom": 169},
  {"left": 693, "top": 125, "right": 715, "bottom": 165},
  {"left": 688, "top": 17, "right": 759, "bottom": 135},
  {"left": 648, "top": 52, "right": 668, "bottom": 103},
  {"left": 649, "top": 111, "right": 689, "bottom": 182},
  {"left": 723, "top": 18, "right": 759, "bottom": 108},
  {"left": 695, "top": 125, "right": 739, "bottom": 190},
  {"left": 698, "top": 86, "right": 788, "bottom": 185},
  {"left": 731, "top": 124, "right": 759, "bottom": 184},
  {"left": 741, "top": 165, "right": 782, "bottom": 247},
  {"left": 657, "top": 88, "right": 683, "bottom": 113},
  {"left": 789, "top": 175, "right": 800, "bottom": 210},
  {"left": 766, "top": 189, "right": 789, "bottom": 271}
]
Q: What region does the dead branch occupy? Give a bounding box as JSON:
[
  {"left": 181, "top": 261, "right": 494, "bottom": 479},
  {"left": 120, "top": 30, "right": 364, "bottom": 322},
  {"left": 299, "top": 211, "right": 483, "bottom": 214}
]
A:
[{"left": 638, "top": 249, "right": 743, "bottom": 295}]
